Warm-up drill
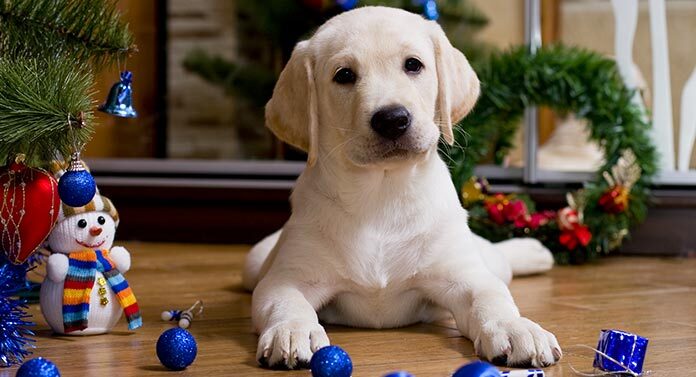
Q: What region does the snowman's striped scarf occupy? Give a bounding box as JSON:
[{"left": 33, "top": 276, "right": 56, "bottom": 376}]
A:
[{"left": 62, "top": 249, "right": 142, "bottom": 333}]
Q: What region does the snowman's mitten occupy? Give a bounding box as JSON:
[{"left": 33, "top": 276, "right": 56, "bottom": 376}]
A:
[
  {"left": 47, "top": 253, "right": 69, "bottom": 282},
  {"left": 109, "top": 246, "right": 131, "bottom": 273}
]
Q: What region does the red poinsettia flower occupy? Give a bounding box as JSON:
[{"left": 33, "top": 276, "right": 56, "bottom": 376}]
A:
[
  {"left": 485, "top": 201, "right": 506, "bottom": 225},
  {"left": 559, "top": 223, "right": 592, "bottom": 250},
  {"left": 527, "top": 210, "right": 555, "bottom": 229},
  {"left": 504, "top": 200, "right": 528, "bottom": 227},
  {"left": 485, "top": 194, "right": 530, "bottom": 227}
]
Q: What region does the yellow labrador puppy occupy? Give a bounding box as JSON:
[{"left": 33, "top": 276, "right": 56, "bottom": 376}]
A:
[{"left": 244, "top": 6, "right": 560, "bottom": 370}]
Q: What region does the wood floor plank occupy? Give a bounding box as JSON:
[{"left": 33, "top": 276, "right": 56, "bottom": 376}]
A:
[{"left": 5, "top": 242, "right": 694, "bottom": 376}]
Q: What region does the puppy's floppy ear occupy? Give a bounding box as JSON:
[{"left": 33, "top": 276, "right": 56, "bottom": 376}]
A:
[
  {"left": 265, "top": 40, "right": 319, "bottom": 165},
  {"left": 430, "top": 23, "right": 480, "bottom": 145}
]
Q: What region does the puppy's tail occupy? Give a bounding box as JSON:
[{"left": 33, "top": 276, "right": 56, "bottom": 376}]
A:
[
  {"left": 242, "top": 229, "right": 281, "bottom": 291},
  {"left": 495, "top": 238, "right": 555, "bottom": 276}
]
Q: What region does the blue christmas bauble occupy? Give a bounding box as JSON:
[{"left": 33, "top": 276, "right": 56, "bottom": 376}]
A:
[
  {"left": 16, "top": 357, "right": 61, "bottom": 377},
  {"left": 310, "top": 345, "right": 352, "bottom": 377},
  {"left": 452, "top": 361, "right": 501, "bottom": 377},
  {"left": 423, "top": 0, "right": 439, "bottom": 20},
  {"left": 336, "top": 0, "right": 358, "bottom": 10},
  {"left": 384, "top": 371, "right": 414, "bottom": 377},
  {"left": 58, "top": 169, "right": 96, "bottom": 207},
  {"left": 156, "top": 328, "right": 198, "bottom": 370}
]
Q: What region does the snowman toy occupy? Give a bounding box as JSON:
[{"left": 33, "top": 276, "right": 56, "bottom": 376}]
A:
[{"left": 40, "top": 193, "right": 142, "bottom": 335}]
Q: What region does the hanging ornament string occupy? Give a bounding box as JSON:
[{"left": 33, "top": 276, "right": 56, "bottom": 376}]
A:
[
  {"left": 57, "top": 114, "right": 96, "bottom": 208},
  {"left": 1, "top": 155, "right": 27, "bottom": 263},
  {"left": 67, "top": 113, "right": 86, "bottom": 159},
  {"left": 566, "top": 344, "right": 651, "bottom": 377}
]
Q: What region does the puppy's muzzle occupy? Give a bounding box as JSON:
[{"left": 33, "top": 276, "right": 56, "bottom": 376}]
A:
[{"left": 370, "top": 105, "right": 411, "bottom": 140}]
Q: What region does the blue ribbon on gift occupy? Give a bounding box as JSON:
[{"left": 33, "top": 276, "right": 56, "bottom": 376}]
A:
[{"left": 593, "top": 329, "right": 649, "bottom": 375}]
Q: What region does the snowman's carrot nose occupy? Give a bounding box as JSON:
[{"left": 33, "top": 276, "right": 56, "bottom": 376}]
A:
[{"left": 89, "top": 226, "right": 103, "bottom": 236}]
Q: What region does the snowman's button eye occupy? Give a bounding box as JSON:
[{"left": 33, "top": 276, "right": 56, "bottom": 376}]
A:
[
  {"left": 77, "top": 219, "right": 88, "bottom": 228},
  {"left": 97, "top": 216, "right": 106, "bottom": 225}
]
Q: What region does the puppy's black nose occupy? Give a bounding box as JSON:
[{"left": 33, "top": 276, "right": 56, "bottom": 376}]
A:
[{"left": 370, "top": 105, "right": 411, "bottom": 140}]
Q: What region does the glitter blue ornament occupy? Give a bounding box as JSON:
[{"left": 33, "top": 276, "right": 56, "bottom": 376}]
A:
[
  {"left": 593, "top": 329, "right": 648, "bottom": 374},
  {"left": 0, "top": 258, "right": 34, "bottom": 367},
  {"left": 15, "top": 358, "right": 60, "bottom": 377},
  {"left": 57, "top": 153, "right": 96, "bottom": 208},
  {"left": 384, "top": 371, "right": 415, "bottom": 377},
  {"left": 98, "top": 70, "right": 137, "bottom": 118},
  {"left": 452, "top": 361, "right": 501, "bottom": 377},
  {"left": 336, "top": 0, "right": 358, "bottom": 10},
  {"left": 309, "top": 345, "right": 352, "bottom": 377},
  {"left": 156, "top": 328, "right": 197, "bottom": 370}
]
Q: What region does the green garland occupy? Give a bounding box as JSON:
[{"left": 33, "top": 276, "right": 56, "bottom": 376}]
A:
[{"left": 444, "top": 45, "right": 658, "bottom": 263}]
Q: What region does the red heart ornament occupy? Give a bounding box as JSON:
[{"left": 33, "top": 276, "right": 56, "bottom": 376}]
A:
[{"left": 1, "top": 162, "right": 60, "bottom": 265}]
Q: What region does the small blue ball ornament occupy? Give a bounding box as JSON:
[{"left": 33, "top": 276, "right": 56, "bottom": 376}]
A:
[
  {"left": 310, "top": 345, "right": 352, "bottom": 377},
  {"left": 452, "top": 361, "right": 501, "bottom": 377},
  {"left": 384, "top": 371, "right": 415, "bottom": 377},
  {"left": 57, "top": 154, "right": 96, "bottom": 207},
  {"left": 423, "top": 0, "right": 439, "bottom": 20},
  {"left": 16, "top": 357, "right": 61, "bottom": 377},
  {"left": 336, "top": 0, "right": 358, "bottom": 10},
  {"left": 156, "top": 328, "right": 198, "bottom": 370}
]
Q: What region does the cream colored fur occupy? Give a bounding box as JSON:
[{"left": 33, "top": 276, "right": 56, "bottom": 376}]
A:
[{"left": 244, "top": 6, "right": 559, "bottom": 370}]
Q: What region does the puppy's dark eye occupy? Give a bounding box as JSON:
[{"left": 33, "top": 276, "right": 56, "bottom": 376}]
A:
[
  {"left": 404, "top": 58, "right": 423, "bottom": 73},
  {"left": 97, "top": 216, "right": 106, "bottom": 225},
  {"left": 77, "top": 219, "right": 87, "bottom": 228},
  {"left": 333, "top": 68, "right": 356, "bottom": 84}
]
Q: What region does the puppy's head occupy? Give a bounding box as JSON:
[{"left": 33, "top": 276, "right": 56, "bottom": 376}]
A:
[{"left": 266, "top": 6, "right": 479, "bottom": 168}]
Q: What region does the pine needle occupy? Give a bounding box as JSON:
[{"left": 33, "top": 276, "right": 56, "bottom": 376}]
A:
[
  {"left": 0, "top": 56, "right": 95, "bottom": 166},
  {"left": 0, "top": 0, "right": 133, "bottom": 167},
  {"left": 0, "top": 0, "right": 135, "bottom": 66}
]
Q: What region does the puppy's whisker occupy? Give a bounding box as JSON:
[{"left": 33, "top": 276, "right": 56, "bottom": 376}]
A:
[
  {"left": 438, "top": 146, "right": 457, "bottom": 166},
  {"left": 321, "top": 135, "right": 361, "bottom": 162},
  {"left": 330, "top": 126, "right": 356, "bottom": 133}
]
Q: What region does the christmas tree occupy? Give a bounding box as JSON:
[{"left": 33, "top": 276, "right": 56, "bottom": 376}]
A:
[
  {"left": 0, "top": 0, "right": 135, "bottom": 166},
  {"left": 0, "top": 0, "right": 134, "bottom": 366},
  {"left": 182, "top": 0, "right": 492, "bottom": 158}
]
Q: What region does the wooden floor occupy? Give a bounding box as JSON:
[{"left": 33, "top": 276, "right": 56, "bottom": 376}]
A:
[{"left": 6, "top": 242, "right": 695, "bottom": 377}]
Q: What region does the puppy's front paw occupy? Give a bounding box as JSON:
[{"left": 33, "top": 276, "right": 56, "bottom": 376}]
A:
[
  {"left": 475, "top": 317, "right": 562, "bottom": 368},
  {"left": 256, "top": 320, "right": 330, "bottom": 369}
]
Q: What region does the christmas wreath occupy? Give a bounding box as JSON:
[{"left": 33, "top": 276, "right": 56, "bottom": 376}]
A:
[{"left": 444, "top": 45, "right": 658, "bottom": 264}]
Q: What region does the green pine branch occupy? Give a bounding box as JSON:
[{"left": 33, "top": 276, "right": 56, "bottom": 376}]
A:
[
  {"left": 0, "top": 0, "right": 135, "bottom": 66},
  {"left": 0, "top": 0, "right": 134, "bottom": 167},
  {"left": 0, "top": 56, "right": 95, "bottom": 167}
]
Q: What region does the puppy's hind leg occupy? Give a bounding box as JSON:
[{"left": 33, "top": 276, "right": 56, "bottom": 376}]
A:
[
  {"left": 242, "top": 229, "right": 281, "bottom": 291},
  {"left": 496, "top": 238, "right": 554, "bottom": 276},
  {"left": 473, "top": 234, "right": 513, "bottom": 285}
]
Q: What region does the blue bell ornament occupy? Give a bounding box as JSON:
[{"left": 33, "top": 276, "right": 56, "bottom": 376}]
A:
[{"left": 98, "top": 70, "right": 137, "bottom": 118}]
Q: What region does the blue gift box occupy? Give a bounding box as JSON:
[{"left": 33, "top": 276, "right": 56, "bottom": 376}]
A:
[{"left": 593, "top": 329, "right": 649, "bottom": 374}]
